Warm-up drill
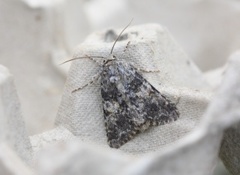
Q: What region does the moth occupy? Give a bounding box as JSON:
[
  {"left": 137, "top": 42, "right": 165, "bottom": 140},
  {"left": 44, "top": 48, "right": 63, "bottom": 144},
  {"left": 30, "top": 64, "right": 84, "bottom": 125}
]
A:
[{"left": 62, "top": 21, "right": 179, "bottom": 148}]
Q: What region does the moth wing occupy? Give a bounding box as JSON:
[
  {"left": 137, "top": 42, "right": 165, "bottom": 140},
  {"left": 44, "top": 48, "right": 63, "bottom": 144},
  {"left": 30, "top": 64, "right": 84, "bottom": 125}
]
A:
[{"left": 101, "top": 61, "right": 179, "bottom": 148}]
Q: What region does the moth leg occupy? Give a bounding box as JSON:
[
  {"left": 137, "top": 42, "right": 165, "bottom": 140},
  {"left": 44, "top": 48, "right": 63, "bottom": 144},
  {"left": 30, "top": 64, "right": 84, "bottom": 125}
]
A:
[
  {"left": 85, "top": 55, "right": 102, "bottom": 65},
  {"left": 137, "top": 67, "right": 160, "bottom": 73},
  {"left": 124, "top": 41, "right": 131, "bottom": 53},
  {"left": 72, "top": 72, "right": 101, "bottom": 93},
  {"left": 60, "top": 55, "right": 104, "bottom": 65}
]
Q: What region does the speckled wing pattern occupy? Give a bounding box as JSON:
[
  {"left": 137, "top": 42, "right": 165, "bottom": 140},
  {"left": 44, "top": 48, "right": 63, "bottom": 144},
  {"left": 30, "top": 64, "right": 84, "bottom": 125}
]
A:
[{"left": 101, "top": 60, "right": 179, "bottom": 148}]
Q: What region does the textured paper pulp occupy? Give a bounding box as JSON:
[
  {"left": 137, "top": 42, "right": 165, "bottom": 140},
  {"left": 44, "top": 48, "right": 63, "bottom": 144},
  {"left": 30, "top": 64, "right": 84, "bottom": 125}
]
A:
[
  {"left": 218, "top": 52, "right": 240, "bottom": 175},
  {"left": 0, "top": 65, "right": 32, "bottom": 164},
  {"left": 37, "top": 141, "right": 132, "bottom": 175}
]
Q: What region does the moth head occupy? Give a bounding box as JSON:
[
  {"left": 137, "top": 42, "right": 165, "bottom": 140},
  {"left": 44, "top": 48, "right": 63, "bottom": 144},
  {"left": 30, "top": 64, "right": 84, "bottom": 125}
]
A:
[{"left": 102, "top": 55, "right": 116, "bottom": 65}]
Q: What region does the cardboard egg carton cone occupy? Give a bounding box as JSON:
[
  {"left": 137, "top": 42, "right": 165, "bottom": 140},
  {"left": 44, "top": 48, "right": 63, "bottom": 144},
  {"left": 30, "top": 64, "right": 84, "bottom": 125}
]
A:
[
  {"left": 0, "top": 65, "right": 32, "bottom": 163},
  {"left": 55, "top": 24, "right": 211, "bottom": 153}
]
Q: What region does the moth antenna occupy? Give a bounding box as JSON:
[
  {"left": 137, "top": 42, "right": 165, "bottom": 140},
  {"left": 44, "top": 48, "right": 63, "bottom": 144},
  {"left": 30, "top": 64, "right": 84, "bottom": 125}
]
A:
[
  {"left": 61, "top": 19, "right": 133, "bottom": 65},
  {"left": 110, "top": 18, "right": 133, "bottom": 55},
  {"left": 59, "top": 56, "right": 105, "bottom": 65}
]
